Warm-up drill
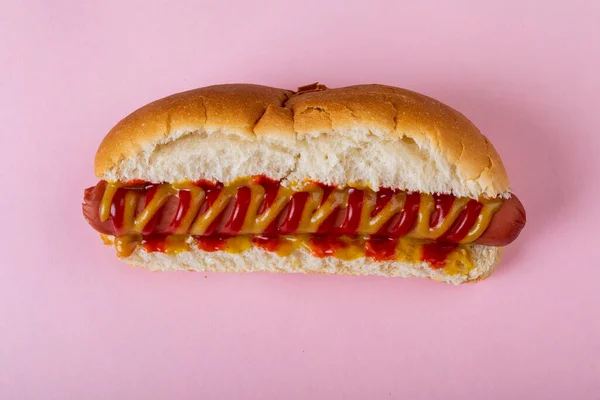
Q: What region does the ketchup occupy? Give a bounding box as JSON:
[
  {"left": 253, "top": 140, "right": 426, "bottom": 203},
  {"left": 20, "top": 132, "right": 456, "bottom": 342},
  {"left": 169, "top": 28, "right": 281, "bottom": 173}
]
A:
[
  {"left": 201, "top": 184, "right": 224, "bottom": 236},
  {"left": 263, "top": 218, "right": 280, "bottom": 236},
  {"left": 430, "top": 194, "right": 454, "bottom": 228},
  {"left": 202, "top": 183, "right": 223, "bottom": 209},
  {"left": 167, "top": 190, "right": 191, "bottom": 233},
  {"left": 110, "top": 188, "right": 126, "bottom": 234},
  {"left": 193, "top": 179, "right": 219, "bottom": 188},
  {"left": 335, "top": 188, "right": 363, "bottom": 235},
  {"left": 220, "top": 186, "right": 251, "bottom": 235},
  {"left": 254, "top": 176, "right": 280, "bottom": 215},
  {"left": 252, "top": 235, "right": 281, "bottom": 252},
  {"left": 308, "top": 236, "right": 346, "bottom": 258},
  {"left": 365, "top": 237, "right": 397, "bottom": 261},
  {"left": 316, "top": 208, "right": 340, "bottom": 234},
  {"left": 317, "top": 183, "right": 336, "bottom": 206},
  {"left": 142, "top": 235, "right": 168, "bottom": 253},
  {"left": 278, "top": 192, "right": 310, "bottom": 234},
  {"left": 252, "top": 175, "right": 279, "bottom": 186},
  {"left": 380, "top": 192, "right": 420, "bottom": 237},
  {"left": 141, "top": 185, "right": 160, "bottom": 235},
  {"left": 373, "top": 188, "right": 396, "bottom": 216},
  {"left": 253, "top": 176, "right": 283, "bottom": 234},
  {"left": 125, "top": 179, "right": 150, "bottom": 186},
  {"left": 312, "top": 183, "right": 338, "bottom": 234},
  {"left": 421, "top": 242, "right": 457, "bottom": 269},
  {"left": 196, "top": 236, "right": 227, "bottom": 252},
  {"left": 441, "top": 200, "right": 483, "bottom": 243}
]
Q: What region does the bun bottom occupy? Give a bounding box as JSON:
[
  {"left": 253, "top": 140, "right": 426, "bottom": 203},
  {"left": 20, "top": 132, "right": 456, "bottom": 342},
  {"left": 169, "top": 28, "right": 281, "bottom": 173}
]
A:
[{"left": 120, "top": 244, "right": 502, "bottom": 285}]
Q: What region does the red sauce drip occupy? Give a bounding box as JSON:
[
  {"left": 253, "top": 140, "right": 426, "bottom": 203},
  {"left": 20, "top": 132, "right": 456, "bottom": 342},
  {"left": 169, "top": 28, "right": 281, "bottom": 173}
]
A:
[
  {"left": 317, "top": 208, "right": 340, "bottom": 234},
  {"left": 421, "top": 243, "right": 457, "bottom": 269},
  {"left": 124, "top": 179, "right": 150, "bottom": 186},
  {"left": 263, "top": 220, "right": 279, "bottom": 236},
  {"left": 196, "top": 236, "right": 227, "bottom": 252},
  {"left": 372, "top": 188, "right": 396, "bottom": 216},
  {"left": 142, "top": 235, "right": 167, "bottom": 253},
  {"left": 110, "top": 188, "right": 126, "bottom": 234},
  {"left": 430, "top": 194, "right": 454, "bottom": 228},
  {"left": 255, "top": 177, "right": 280, "bottom": 215},
  {"left": 252, "top": 235, "right": 280, "bottom": 252},
  {"left": 193, "top": 179, "right": 219, "bottom": 188},
  {"left": 202, "top": 184, "right": 223, "bottom": 210},
  {"left": 139, "top": 233, "right": 456, "bottom": 268},
  {"left": 200, "top": 184, "right": 224, "bottom": 236},
  {"left": 314, "top": 183, "right": 340, "bottom": 234},
  {"left": 220, "top": 186, "right": 252, "bottom": 235},
  {"left": 379, "top": 192, "right": 421, "bottom": 237},
  {"left": 335, "top": 188, "right": 363, "bottom": 235},
  {"left": 365, "top": 237, "right": 398, "bottom": 261},
  {"left": 252, "top": 175, "right": 279, "bottom": 185},
  {"left": 204, "top": 216, "right": 223, "bottom": 236},
  {"left": 278, "top": 192, "right": 310, "bottom": 234},
  {"left": 442, "top": 200, "right": 483, "bottom": 243},
  {"left": 141, "top": 185, "right": 160, "bottom": 235},
  {"left": 308, "top": 236, "right": 346, "bottom": 258},
  {"left": 317, "top": 183, "right": 336, "bottom": 206},
  {"left": 167, "top": 190, "right": 191, "bottom": 233}
]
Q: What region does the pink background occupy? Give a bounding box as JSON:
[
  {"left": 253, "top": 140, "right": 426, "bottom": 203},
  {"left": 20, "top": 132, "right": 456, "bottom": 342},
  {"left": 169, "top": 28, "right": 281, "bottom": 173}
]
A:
[{"left": 2, "top": 0, "right": 599, "bottom": 398}]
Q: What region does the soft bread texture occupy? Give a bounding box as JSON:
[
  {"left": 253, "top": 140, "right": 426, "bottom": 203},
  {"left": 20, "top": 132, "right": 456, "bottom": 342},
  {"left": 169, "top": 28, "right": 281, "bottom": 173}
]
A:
[
  {"left": 96, "top": 83, "right": 510, "bottom": 199},
  {"left": 122, "top": 243, "right": 502, "bottom": 285},
  {"left": 94, "top": 83, "right": 511, "bottom": 283}
]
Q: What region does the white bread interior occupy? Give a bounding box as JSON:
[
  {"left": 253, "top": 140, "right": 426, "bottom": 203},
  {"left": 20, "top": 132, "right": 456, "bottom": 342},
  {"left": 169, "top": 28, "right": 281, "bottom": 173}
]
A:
[
  {"left": 96, "top": 84, "right": 510, "bottom": 199},
  {"left": 123, "top": 243, "right": 501, "bottom": 285}
]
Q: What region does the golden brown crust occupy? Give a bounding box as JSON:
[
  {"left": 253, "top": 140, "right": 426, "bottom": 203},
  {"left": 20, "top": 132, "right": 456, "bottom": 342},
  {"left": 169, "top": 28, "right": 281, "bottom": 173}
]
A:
[
  {"left": 95, "top": 83, "right": 509, "bottom": 196},
  {"left": 285, "top": 85, "right": 508, "bottom": 193},
  {"left": 95, "top": 84, "right": 294, "bottom": 177}
]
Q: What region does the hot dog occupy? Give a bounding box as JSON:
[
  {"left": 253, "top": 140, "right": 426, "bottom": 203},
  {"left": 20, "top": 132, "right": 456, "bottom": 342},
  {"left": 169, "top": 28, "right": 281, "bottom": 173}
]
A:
[
  {"left": 82, "top": 180, "right": 526, "bottom": 246},
  {"left": 82, "top": 83, "right": 527, "bottom": 284}
]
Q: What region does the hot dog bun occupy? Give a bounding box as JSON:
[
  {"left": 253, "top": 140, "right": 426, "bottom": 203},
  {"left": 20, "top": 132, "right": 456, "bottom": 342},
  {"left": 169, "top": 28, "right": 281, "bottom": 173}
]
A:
[
  {"left": 96, "top": 84, "right": 510, "bottom": 199},
  {"left": 90, "top": 83, "right": 519, "bottom": 284}
]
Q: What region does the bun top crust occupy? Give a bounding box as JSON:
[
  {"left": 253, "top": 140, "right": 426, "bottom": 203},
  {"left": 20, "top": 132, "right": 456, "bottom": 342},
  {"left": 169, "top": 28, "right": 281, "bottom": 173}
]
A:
[{"left": 95, "top": 83, "right": 510, "bottom": 198}]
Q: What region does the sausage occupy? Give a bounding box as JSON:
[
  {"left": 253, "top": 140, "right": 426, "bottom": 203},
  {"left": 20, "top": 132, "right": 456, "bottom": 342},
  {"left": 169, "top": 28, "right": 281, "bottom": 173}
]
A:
[
  {"left": 83, "top": 181, "right": 180, "bottom": 235},
  {"left": 82, "top": 181, "right": 526, "bottom": 245},
  {"left": 475, "top": 194, "right": 526, "bottom": 246}
]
